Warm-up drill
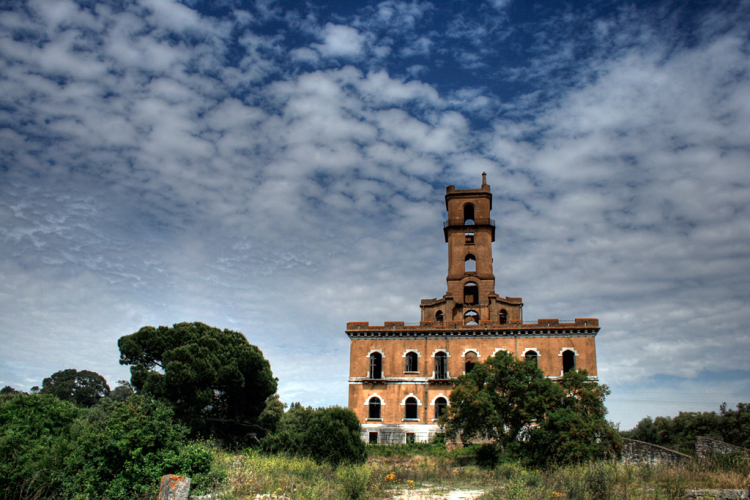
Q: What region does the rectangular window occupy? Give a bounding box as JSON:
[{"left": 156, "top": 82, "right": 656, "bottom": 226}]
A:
[
  {"left": 369, "top": 432, "right": 378, "bottom": 444},
  {"left": 406, "top": 433, "right": 415, "bottom": 444}
]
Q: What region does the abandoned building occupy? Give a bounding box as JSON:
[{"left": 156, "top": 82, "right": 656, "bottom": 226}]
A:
[{"left": 346, "top": 174, "right": 600, "bottom": 444}]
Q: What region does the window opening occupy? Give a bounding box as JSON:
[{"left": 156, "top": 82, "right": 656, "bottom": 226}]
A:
[
  {"left": 370, "top": 352, "right": 382, "bottom": 379},
  {"left": 368, "top": 398, "right": 381, "bottom": 419},
  {"left": 369, "top": 432, "right": 378, "bottom": 444},
  {"left": 465, "top": 232, "right": 474, "bottom": 244},
  {"left": 405, "top": 397, "right": 418, "bottom": 419},
  {"left": 406, "top": 433, "right": 416, "bottom": 444},
  {"left": 563, "top": 350, "right": 576, "bottom": 373},
  {"left": 405, "top": 352, "right": 418, "bottom": 372},
  {"left": 464, "top": 310, "right": 479, "bottom": 325},
  {"left": 434, "top": 352, "right": 448, "bottom": 379},
  {"left": 464, "top": 203, "right": 475, "bottom": 224},
  {"left": 465, "top": 254, "right": 476, "bottom": 273},
  {"left": 499, "top": 309, "right": 508, "bottom": 324},
  {"left": 464, "top": 282, "right": 478, "bottom": 304},
  {"left": 465, "top": 351, "right": 477, "bottom": 372},
  {"left": 525, "top": 350, "right": 538, "bottom": 367},
  {"left": 435, "top": 311, "right": 444, "bottom": 323},
  {"left": 434, "top": 397, "right": 447, "bottom": 419}
]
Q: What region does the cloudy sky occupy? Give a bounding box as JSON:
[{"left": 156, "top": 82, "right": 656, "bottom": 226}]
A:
[{"left": 1, "top": 0, "right": 749, "bottom": 429}]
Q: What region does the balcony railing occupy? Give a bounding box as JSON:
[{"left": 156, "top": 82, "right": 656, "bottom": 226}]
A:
[{"left": 443, "top": 218, "right": 495, "bottom": 228}]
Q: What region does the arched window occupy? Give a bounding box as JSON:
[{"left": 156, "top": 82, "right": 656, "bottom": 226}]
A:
[
  {"left": 464, "top": 310, "right": 479, "bottom": 325},
  {"left": 465, "top": 351, "right": 477, "bottom": 372},
  {"left": 370, "top": 352, "right": 382, "bottom": 379},
  {"left": 499, "top": 309, "right": 507, "bottom": 324},
  {"left": 368, "top": 398, "right": 381, "bottom": 419},
  {"left": 464, "top": 282, "right": 478, "bottom": 304},
  {"left": 464, "top": 203, "right": 475, "bottom": 224},
  {"left": 525, "top": 350, "right": 538, "bottom": 367},
  {"left": 435, "top": 311, "right": 444, "bottom": 323},
  {"left": 405, "top": 397, "right": 418, "bottom": 419},
  {"left": 465, "top": 254, "right": 476, "bottom": 273},
  {"left": 434, "top": 397, "right": 447, "bottom": 419},
  {"left": 434, "top": 352, "right": 448, "bottom": 379},
  {"left": 405, "top": 352, "right": 418, "bottom": 372},
  {"left": 563, "top": 350, "right": 576, "bottom": 373}
]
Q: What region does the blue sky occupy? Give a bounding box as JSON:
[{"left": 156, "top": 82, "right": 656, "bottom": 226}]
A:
[{"left": 1, "top": 0, "right": 749, "bottom": 429}]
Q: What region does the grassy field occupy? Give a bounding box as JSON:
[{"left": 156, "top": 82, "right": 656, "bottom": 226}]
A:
[{"left": 197, "top": 445, "right": 750, "bottom": 500}]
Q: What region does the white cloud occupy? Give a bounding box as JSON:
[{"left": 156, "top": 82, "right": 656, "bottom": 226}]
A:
[{"left": 312, "top": 23, "right": 366, "bottom": 59}]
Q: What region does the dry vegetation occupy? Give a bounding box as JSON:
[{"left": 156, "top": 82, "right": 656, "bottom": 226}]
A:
[{"left": 202, "top": 448, "right": 750, "bottom": 500}]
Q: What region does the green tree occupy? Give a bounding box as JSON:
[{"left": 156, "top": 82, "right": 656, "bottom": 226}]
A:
[
  {"left": 720, "top": 402, "right": 750, "bottom": 448},
  {"left": 441, "top": 350, "right": 561, "bottom": 454},
  {"left": 442, "top": 352, "right": 620, "bottom": 466},
  {"left": 0, "top": 386, "right": 21, "bottom": 395},
  {"left": 262, "top": 405, "right": 367, "bottom": 465},
  {"left": 621, "top": 416, "right": 658, "bottom": 443},
  {"left": 40, "top": 369, "right": 111, "bottom": 407},
  {"left": 108, "top": 380, "right": 135, "bottom": 402},
  {"left": 526, "top": 369, "right": 622, "bottom": 466},
  {"left": 622, "top": 410, "right": 723, "bottom": 449},
  {"left": 118, "top": 322, "right": 277, "bottom": 439},
  {"left": 258, "top": 394, "right": 286, "bottom": 435}
]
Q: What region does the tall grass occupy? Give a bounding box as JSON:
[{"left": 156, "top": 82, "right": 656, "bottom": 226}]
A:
[{"left": 202, "top": 448, "right": 750, "bottom": 500}]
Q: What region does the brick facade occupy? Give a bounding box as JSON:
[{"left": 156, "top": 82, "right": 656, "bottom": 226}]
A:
[{"left": 346, "top": 175, "right": 600, "bottom": 444}]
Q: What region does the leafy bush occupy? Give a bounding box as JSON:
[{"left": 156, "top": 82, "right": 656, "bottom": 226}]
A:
[
  {"left": 262, "top": 406, "right": 366, "bottom": 465},
  {"left": 0, "top": 393, "right": 81, "bottom": 499},
  {"left": 59, "top": 395, "right": 218, "bottom": 499},
  {"left": 0, "top": 393, "right": 218, "bottom": 499}
]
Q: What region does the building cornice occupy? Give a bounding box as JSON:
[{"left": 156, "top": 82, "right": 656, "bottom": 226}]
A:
[{"left": 346, "top": 318, "right": 599, "bottom": 339}]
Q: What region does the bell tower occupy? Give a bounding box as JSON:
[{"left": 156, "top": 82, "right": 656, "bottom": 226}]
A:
[{"left": 421, "top": 173, "right": 523, "bottom": 324}]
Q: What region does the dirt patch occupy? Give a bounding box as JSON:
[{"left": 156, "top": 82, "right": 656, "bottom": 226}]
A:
[{"left": 390, "top": 488, "right": 485, "bottom": 500}]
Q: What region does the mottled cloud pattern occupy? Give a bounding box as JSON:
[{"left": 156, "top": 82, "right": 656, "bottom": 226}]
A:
[{"left": 1, "top": 0, "right": 749, "bottom": 427}]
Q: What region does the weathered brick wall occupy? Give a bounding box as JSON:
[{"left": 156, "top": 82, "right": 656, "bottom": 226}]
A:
[
  {"left": 695, "top": 436, "right": 750, "bottom": 459},
  {"left": 621, "top": 438, "right": 691, "bottom": 465}
]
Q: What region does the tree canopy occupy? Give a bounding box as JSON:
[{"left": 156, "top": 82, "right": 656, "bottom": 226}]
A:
[
  {"left": 442, "top": 350, "right": 620, "bottom": 465},
  {"left": 527, "top": 369, "right": 622, "bottom": 466},
  {"left": 40, "top": 369, "right": 111, "bottom": 407},
  {"left": 622, "top": 403, "right": 750, "bottom": 450},
  {"left": 118, "top": 322, "right": 277, "bottom": 439},
  {"left": 442, "top": 350, "right": 561, "bottom": 453}
]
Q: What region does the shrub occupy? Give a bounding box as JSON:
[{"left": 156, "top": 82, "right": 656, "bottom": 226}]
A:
[
  {"left": 262, "top": 406, "right": 366, "bottom": 465},
  {"left": 336, "top": 465, "right": 371, "bottom": 500},
  {"left": 59, "top": 395, "right": 217, "bottom": 499},
  {"left": 0, "top": 393, "right": 81, "bottom": 499}
]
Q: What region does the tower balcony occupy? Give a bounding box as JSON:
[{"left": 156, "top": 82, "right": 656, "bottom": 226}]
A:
[{"left": 443, "top": 218, "right": 495, "bottom": 242}]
